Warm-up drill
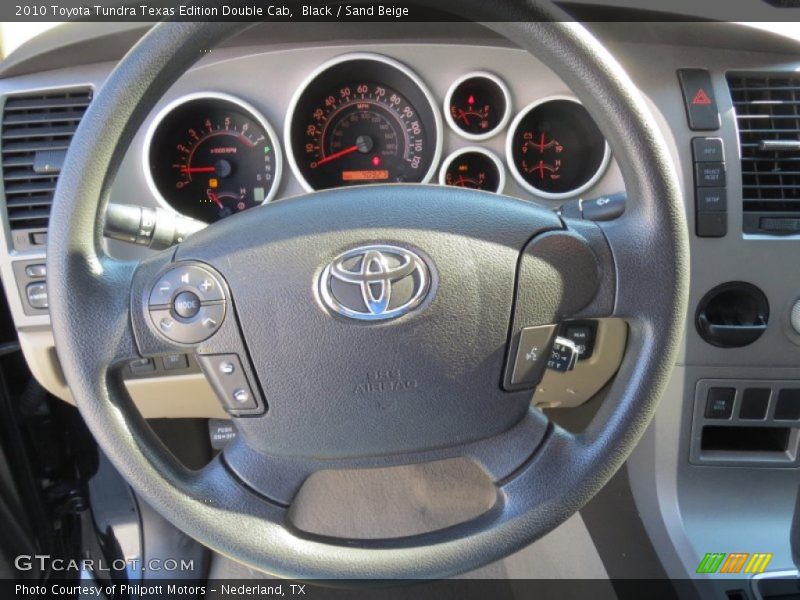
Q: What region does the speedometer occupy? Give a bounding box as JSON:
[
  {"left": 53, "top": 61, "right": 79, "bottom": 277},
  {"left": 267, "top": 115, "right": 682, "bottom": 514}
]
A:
[{"left": 286, "top": 54, "right": 442, "bottom": 191}]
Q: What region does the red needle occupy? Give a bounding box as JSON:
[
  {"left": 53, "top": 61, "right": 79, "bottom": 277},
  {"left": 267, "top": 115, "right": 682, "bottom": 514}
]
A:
[
  {"left": 182, "top": 166, "right": 216, "bottom": 173},
  {"left": 207, "top": 191, "right": 223, "bottom": 209},
  {"left": 315, "top": 145, "right": 360, "bottom": 167}
]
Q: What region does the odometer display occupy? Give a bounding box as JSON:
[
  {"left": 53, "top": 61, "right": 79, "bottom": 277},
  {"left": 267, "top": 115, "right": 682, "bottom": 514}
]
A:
[
  {"left": 287, "top": 55, "right": 441, "bottom": 191},
  {"left": 146, "top": 93, "right": 281, "bottom": 223}
]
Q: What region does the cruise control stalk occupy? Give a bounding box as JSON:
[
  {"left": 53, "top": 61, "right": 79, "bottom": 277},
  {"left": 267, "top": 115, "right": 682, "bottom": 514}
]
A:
[
  {"left": 559, "top": 191, "right": 626, "bottom": 222},
  {"left": 103, "top": 203, "right": 206, "bottom": 250}
]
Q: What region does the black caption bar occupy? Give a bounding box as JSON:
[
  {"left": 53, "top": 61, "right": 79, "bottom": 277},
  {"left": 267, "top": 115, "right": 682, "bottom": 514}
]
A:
[{"left": 2, "top": 0, "right": 800, "bottom": 22}]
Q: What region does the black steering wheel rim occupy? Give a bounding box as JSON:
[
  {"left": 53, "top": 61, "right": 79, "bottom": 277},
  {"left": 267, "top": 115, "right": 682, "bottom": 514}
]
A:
[{"left": 46, "top": 4, "right": 688, "bottom": 580}]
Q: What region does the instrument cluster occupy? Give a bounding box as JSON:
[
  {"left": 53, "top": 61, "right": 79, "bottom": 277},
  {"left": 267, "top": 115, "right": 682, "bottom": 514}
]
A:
[{"left": 144, "top": 52, "right": 611, "bottom": 223}]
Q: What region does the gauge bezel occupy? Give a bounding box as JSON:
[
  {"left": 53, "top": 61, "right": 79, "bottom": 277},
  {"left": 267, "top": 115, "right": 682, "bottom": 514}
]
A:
[
  {"left": 438, "top": 146, "right": 506, "bottom": 194},
  {"left": 284, "top": 52, "right": 443, "bottom": 193},
  {"left": 505, "top": 95, "right": 611, "bottom": 201},
  {"left": 443, "top": 71, "right": 512, "bottom": 141},
  {"left": 142, "top": 91, "right": 283, "bottom": 216}
]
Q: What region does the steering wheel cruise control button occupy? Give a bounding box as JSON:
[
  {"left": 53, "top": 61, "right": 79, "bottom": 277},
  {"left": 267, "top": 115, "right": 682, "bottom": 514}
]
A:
[{"left": 547, "top": 337, "right": 580, "bottom": 372}]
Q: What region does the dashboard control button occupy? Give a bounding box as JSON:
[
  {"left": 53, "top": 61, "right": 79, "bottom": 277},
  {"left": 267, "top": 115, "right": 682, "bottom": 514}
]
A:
[
  {"left": 775, "top": 389, "right": 800, "bottom": 421},
  {"left": 705, "top": 387, "right": 735, "bottom": 419},
  {"left": 692, "top": 137, "right": 724, "bottom": 162},
  {"left": 129, "top": 357, "right": 156, "bottom": 374},
  {"left": 162, "top": 353, "right": 189, "bottom": 370},
  {"left": 25, "top": 264, "right": 46, "bottom": 278},
  {"left": 740, "top": 388, "right": 770, "bottom": 420},
  {"left": 678, "top": 69, "right": 720, "bottom": 131},
  {"left": 172, "top": 291, "right": 201, "bottom": 319},
  {"left": 696, "top": 188, "right": 727, "bottom": 212},
  {"left": 694, "top": 162, "right": 726, "bottom": 187},
  {"left": 696, "top": 212, "right": 727, "bottom": 238},
  {"left": 197, "top": 354, "right": 262, "bottom": 414},
  {"left": 26, "top": 282, "right": 48, "bottom": 309},
  {"left": 30, "top": 232, "right": 47, "bottom": 245},
  {"left": 509, "top": 325, "right": 557, "bottom": 387}
]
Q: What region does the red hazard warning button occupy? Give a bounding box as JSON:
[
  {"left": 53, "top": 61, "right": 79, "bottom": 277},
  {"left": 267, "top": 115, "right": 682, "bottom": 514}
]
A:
[
  {"left": 692, "top": 88, "right": 712, "bottom": 105},
  {"left": 678, "top": 69, "right": 720, "bottom": 130}
]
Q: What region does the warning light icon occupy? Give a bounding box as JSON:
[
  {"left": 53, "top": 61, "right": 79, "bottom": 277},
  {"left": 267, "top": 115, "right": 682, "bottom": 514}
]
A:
[{"left": 692, "top": 89, "right": 712, "bottom": 105}]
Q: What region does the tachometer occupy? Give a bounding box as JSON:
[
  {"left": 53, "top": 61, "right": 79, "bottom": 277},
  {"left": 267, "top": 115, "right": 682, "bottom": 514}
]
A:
[
  {"left": 145, "top": 92, "right": 282, "bottom": 223},
  {"left": 506, "top": 96, "right": 610, "bottom": 200},
  {"left": 286, "top": 54, "right": 442, "bottom": 191}
]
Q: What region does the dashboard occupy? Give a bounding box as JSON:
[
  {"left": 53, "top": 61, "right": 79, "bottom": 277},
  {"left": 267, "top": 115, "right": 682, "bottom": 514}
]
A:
[
  {"left": 139, "top": 49, "right": 617, "bottom": 224},
  {"left": 0, "top": 19, "right": 799, "bottom": 583}
]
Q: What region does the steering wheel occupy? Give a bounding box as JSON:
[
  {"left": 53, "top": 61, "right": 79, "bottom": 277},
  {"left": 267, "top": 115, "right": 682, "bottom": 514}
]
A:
[{"left": 47, "top": 1, "right": 688, "bottom": 580}]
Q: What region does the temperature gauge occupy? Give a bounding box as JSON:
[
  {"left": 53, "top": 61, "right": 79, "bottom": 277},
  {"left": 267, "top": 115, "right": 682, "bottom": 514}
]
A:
[
  {"left": 506, "top": 97, "right": 610, "bottom": 200},
  {"left": 444, "top": 72, "right": 511, "bottom": 140},
  {"left": 439, "top": 147, "right": 505, "bottom": 193}
]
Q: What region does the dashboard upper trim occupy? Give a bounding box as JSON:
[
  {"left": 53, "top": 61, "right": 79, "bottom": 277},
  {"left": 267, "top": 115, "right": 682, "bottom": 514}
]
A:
[
  {"left": 505, "top": 94, "right": 612, "bottom": 201},
  {"left": 283, "top": 51, "right": 444, "bottom": 193},
  {"left": 141, "top": 90, "right": 284, "bottom": 216}
]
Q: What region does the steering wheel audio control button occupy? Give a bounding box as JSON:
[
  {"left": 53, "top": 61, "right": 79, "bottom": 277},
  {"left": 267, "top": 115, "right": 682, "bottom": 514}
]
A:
[
  {"left": 172, "top": 291, "right": 201, "bottom": 319},
  {"left": 147, "top": 263, "right": 228, "bottom": 344},
  {"left": 197, "top": 354, "right": 261, "bottom": 414},
  {"left": 507, "top": 325, "right": 558, "bottom": 388},
  {"left": 148, "top": 264, "right": 225, "bottom": 307}
]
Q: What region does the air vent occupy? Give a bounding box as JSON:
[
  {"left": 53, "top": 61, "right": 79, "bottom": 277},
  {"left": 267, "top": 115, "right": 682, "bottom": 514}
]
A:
[
  {"left": 1, "top": 87, "right": 92, "bottom": 243},
  {"left": 728, "top": 73, "right": 800, "bottom": 235}
]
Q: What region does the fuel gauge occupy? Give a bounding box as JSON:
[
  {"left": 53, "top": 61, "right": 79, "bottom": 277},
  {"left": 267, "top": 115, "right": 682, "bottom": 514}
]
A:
[
  {"left": 444, "top": 72, "right": 511, "bottom": 140},
  {"left": 439, "top": 147, "right": 505, "bottom": 193}
]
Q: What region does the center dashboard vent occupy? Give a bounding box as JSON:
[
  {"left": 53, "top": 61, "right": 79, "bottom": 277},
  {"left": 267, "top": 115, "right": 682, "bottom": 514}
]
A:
[
  {"left": 1, "top": 87, "right": 92, "bottom": 247},
  {"left": 728, "top": 73, "right": 800, "bottom": 235}
]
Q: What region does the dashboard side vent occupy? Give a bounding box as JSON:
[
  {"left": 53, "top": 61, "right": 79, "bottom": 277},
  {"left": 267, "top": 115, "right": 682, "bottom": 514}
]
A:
[
  {"left": 728, "top": 73, "right": 800, "bottom": 235},
  {"left": 1, "top": 87, "right": 92, "bottom": 241}
]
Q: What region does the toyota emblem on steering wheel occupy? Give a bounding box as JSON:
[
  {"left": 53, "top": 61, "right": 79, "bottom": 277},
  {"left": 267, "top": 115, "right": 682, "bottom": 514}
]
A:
[{"left": 318, "top": 245, "right": 432, "bottom": 321}]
